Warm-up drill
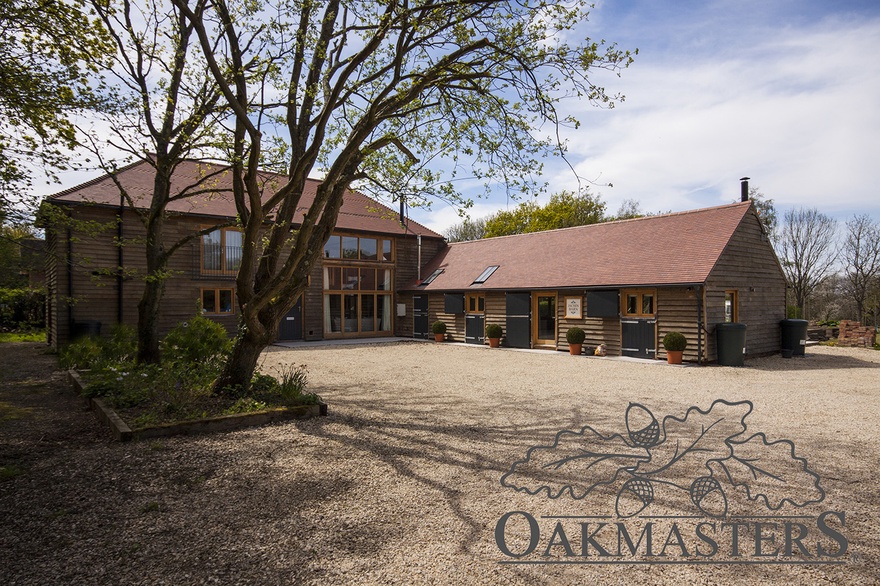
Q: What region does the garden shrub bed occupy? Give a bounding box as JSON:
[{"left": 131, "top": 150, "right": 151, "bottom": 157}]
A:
[{"left": 61, "top": 317, "right": 327, "bottom": 441}]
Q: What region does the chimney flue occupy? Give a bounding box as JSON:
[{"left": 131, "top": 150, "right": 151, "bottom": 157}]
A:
[{"left": 740, "top": 177, "right": 750, "bottom": 202}]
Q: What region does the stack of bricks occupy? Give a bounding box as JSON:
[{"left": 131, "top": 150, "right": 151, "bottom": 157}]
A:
[{"left": 837, "top": 320, "right": 877, "bottom": 348}]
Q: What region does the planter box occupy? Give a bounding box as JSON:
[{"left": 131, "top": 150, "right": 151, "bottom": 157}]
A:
[{"left": 68, "top": 370, "right": 327, "bottom": 442}]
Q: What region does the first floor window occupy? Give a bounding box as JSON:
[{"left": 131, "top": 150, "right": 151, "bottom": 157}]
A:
[
  {"left": 202, "top": 288, "right": 234, "bottom": 314},
  {"left": 201, "top": 228, "right": 242, "bottom": 275}
]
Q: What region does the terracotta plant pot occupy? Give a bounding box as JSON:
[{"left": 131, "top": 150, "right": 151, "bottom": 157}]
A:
[
  {"left": 488, "top": 337, "right": 501, "bottom": 348},
  {"left": 666, "top": 350, "right": 683, "bottom": 365},
  {"left": 434, "top": 333, "right": 445, "bottom": 342},
  {"left": 569, "top": 343, "right": 582, "bottom": 356}
]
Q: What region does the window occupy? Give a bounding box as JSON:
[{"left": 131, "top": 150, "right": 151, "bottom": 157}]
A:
[
  {"left": 323, "top": 267, "right": 393, "bottom": 335},
  {"left": 201, "top": 288, "right": 234, "bottom": 314},
  {"left": 201, "top": 228, "right": 242, "bottom": 275},
  {"left": 466, "top": 293, "right": 485, "bottom": 314},
  {"left": 724, "top": 290, "right": 738, "bottom": 322},
  {"left": 421, "top": 268, "right": 443, "bottom": 285},
  {"left": 323, "top": 234, "right": 393, "bottom": 261},
  {"left": 622, "top": 289, "right": 656, "bottom": 317},
  {"left": 472, "top": 265, "right": 499, "bottom": 285}
]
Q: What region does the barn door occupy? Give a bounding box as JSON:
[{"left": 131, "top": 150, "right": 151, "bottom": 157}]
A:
[
  {"left": 465, "top": 293, "right": 485, "bottom": 344},
  {"left": 505, "top": 292, "right": 531, "bottom": 348},
  {"left": 413, "top": 295, "right": 429, "bottom": 339},
  {"left": 277, "top": 297, "right": 303, "bottom": 341},
  {"left": 621, "top": 318, "right": 657, "bottom": 358}
]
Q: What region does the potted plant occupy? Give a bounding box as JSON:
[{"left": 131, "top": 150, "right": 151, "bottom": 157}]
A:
[
  {"left": 431, "top": 320, "right": 447, "bottom": 342},
  {"left": 486, "top": 323, "right": 503, "bottom": 348},
  {"left": 663, "top": 331, "right": 688, "bottom": 364},
  {"left": 566, "top": 327, "right": 586, "bottom": 355}
]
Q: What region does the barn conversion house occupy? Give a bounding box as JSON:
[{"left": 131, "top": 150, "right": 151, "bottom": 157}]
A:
[
  {"left": 398, "top": 197, "right": 786, "bottom": 363},
  {"left": 44, "top": 162, "right": 785, "bottom": 363},
  {"left": 42, "top": 158, "right": 444, "bottom": 349}
]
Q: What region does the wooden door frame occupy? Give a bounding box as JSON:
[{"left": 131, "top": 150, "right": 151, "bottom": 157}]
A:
[{"left": 532, "top": 291, "right": 558, "bottom": 349}]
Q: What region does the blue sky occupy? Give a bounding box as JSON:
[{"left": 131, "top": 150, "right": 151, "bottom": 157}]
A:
[
  {"left": 36, "top": 0, "right": 880, "bottom": 237},
  {"left": 410, "top": 0, "right": 880, "bottom": 234}
]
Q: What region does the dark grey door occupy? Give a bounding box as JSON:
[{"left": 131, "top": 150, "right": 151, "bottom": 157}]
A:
[
  {"left": 621, "top": 318, "right": 656, "bottom": 358},
  {"left": 413, "top": 295, "right": 429, "bottom": 339},
  {"left": 278, "top": 297, "right": 303, "bottom": 341},
  {"left": 465, "top": 314, "right": 485, "bottom": 344},
  {"left": 505, "top": 292, "right": 531, "bottom": 348}
]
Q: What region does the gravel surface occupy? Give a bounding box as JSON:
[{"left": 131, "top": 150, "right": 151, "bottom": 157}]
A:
[{"left": 1, "top": 340, "right": 878, "bottom": 585}]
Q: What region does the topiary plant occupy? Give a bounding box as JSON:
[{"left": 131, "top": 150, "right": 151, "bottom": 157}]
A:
[
  {"left": 662, "top": 331, "right": 688, "bottom": 352},
  {"left": 485, "top": 323, "right": 503, "bottom": 339},
  {"left": 566, "top": 327, "right": 586, "bottom": 345},
  {"left": 431, "top": 320, "right": 447, "bottom": 334}
]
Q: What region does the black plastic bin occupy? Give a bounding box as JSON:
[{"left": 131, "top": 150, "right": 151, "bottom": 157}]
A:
[
  {"left": 72, "top": 320, "right": 102, "bottom": 340},
  {"left": 780, "top": 319, "right": 808, "bottom": 358},
  {"left": 716, "top": 322, "right": 746, "bottom": 366}
]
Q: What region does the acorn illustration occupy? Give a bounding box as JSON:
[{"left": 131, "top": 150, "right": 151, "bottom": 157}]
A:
[
  {"left": 615, "top": 478, "right": 654, "bottom": 518},
  {"left": 625, "top": 403, "right": 661, "bottom": 448},
  {"left": 690, "top": 476, "right": 728, "bottom": 517}
]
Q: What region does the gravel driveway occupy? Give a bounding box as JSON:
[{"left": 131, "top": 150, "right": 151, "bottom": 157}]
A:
[{"left": 1, "top": 341, "right": 878, "bottom": 585}]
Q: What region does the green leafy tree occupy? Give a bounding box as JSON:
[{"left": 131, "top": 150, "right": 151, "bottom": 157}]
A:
[
  {"left": 174, "top": 0, "right": 635, "bottom": 392},
  {"left": 744, "top": 187, "right": 777, "bottom": 239},
  {"left": 484, "top": 190, "right": 606, "bottom": 237},
  {"left": 0, "top": 0, "right": 112, "bottom": 221},
  {"left": 444, "top": 217, "right": 489, "bottom": 243}
]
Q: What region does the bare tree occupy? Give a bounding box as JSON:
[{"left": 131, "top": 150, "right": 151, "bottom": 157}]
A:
[
  {"left": 175, "top": 0, "right": 636, "bottom": 392},
  {"left": 778, "top": 207, "right": 838, "bottom": 319},
  {"left": 841, "top": 214, "right": 880, "bottom": 324}
]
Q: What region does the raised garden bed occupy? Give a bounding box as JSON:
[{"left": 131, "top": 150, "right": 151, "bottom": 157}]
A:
[{"left": 68, "top": 370, "right": 327, "bottom": 442}]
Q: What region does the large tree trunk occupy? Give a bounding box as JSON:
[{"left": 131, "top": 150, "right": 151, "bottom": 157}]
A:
[
  {"left": 137, "top": 277, "right": 166, "bottom": 364},
  {"left": 136, "top": 166, "right": 171, "bottom": 364},
  {"left": 213, "top": 320, "right": 276, "bottom": 394}
]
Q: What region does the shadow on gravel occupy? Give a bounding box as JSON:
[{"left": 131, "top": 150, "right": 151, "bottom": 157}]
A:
[{"left": 744, "top": 352, "right": 880, "bottom": 372}]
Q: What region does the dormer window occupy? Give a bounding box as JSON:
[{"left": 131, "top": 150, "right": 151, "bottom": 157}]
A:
[{"left": 472, "top": 265, "right": 499, "bottom": 285}]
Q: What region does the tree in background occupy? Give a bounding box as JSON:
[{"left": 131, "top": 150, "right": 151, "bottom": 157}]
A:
[
  {"left": 0, "top": 0, "right": 112, "bottom": 221},
  {"left": 841, "top": 214, "right": 880, "bottom": 325},
  {"left": 175, "top": 0, "right": 635, "bottom": 392},
  {"left": 444, "top": 217, "right": 488, "bottom": 243},
  {"left": 778, "top": 207, "right": 838, "bottom": 319},
  {"left": 483, "top": 190, "right": 606, "bottom": 237},
  {"left": 746, "top": 187, "right": 777, "bottom": 238}
]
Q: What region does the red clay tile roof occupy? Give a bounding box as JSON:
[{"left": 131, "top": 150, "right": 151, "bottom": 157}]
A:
[
  {"left": 47, "top": 158, "right": 442, "bottom": 239},
  {"left": 406, "top": 202, "right": 755, "bottom": 291}
]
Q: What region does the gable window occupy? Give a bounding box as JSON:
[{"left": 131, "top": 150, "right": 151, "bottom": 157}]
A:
[
  {"left": 724, "top": 290, "right": 738, "bottom": 322},
  {"left": 201, "top": 228, "right": 242, "bottom": 275},
  {"left": 472, "top": 265, "right": 499, "bottom": 285},
  {"left": 622, "top": 289, "right": 656, "bottom": 317},
  {"left": 201, "top": 288, "right": 234, "bottom": 314}
]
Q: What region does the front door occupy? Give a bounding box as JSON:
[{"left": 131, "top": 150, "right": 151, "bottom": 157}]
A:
[
  {"left": 465, "top": 293, "right": 485, "bottom": 344},
  {"left": 413, "top": 294, "right": 429, "bottom": 339},
  {"left": 620, "top": 289, "right": 657, "bottom": 358},
  {"left": 532, "top": 293, "right": 557, "bottom": 348},
  {"left": 277, "top": 297, "right": 303, "bottom": 341}
]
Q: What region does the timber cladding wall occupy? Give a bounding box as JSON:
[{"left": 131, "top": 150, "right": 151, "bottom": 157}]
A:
[{"left": 704, "top": 210, "right": 786, "bottom": 360}]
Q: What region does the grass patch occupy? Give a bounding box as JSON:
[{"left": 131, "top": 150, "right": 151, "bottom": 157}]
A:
[
  {"left": 0, "top": 331, "right": 46, "bottom": 343},
  {"left": 0, "top": 401, "right": 33, "bottom": 422},
  {"left": 0, "top": 464, "right": 25, "bottom": 482}
]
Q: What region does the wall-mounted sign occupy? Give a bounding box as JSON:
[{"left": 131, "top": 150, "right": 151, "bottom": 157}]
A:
[{"left": 565, "top": 296, "right": 582, "bottom": 319}]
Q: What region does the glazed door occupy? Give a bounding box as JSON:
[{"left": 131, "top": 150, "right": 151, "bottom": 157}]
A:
[
  {"left": 532, "top": 293, "right": 557, "bottom": 348},
  {"left": 505, "top": 292, "right": 531, "bottom": 349}
]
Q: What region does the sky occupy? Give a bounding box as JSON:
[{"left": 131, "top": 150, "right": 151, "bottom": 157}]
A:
[
  {"left": 33, "top": 0, "right": 880, "bottom": 238},
  {"left": 406, "top": 0, "right": 880, "bottom": 235}
]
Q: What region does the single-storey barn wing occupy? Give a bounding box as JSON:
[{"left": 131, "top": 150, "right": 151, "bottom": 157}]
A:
[{"left": 398, "top": 200, "right": 786, "bottom": 363}]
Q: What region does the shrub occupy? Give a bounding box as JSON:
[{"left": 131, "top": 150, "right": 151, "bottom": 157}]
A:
[
  {"left": 485, "top": 323, "right": 503, "bottom": 338},
  {"left": 0, "top": 288, "right": 45, "bottom": 332},
  {"left": 566, "top": 327, "right": 586, "bottom": 345},
  {"left": 59, "top": 335, "right": 105, "bottom": 370},
  {"left": 431, "top": 320, "right": 447, "bottom": 334},
  {"left": 161, "top": 315, "right": 231, "bottom": 365},
  {"left": 662, "top": 332, "right": 688, "bottom": 352}
]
